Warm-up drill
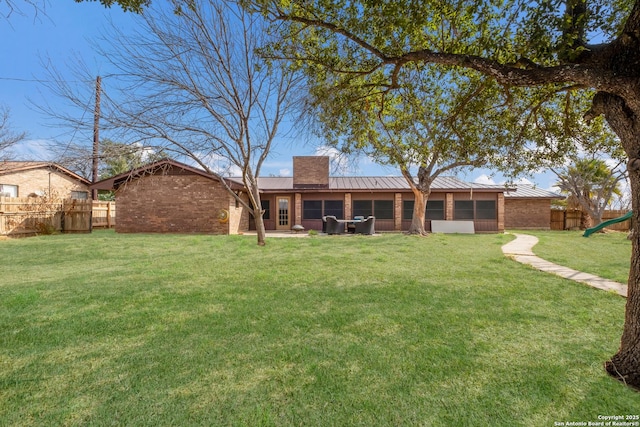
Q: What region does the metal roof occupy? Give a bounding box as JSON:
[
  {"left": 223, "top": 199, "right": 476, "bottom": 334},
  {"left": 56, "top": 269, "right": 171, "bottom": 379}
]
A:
[
  {"left": 254, "top": 175, "right": 511, "bottom": 193},
  {"left": 90, "top": 157, "right": 561, "bottom": 198},
  {"left": 504, "top": 184, "right": 564, "bottom": 199}
]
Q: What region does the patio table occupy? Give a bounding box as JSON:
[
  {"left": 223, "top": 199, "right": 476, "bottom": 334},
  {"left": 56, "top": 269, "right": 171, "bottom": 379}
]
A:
[{"left": 324, "top": 216, "right": 374, "bottom": 235}]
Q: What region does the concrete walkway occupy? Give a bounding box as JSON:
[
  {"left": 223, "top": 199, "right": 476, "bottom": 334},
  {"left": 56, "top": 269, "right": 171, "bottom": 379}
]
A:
[{"left": 501, "top": 233, "right": 628, "bottom": 297}]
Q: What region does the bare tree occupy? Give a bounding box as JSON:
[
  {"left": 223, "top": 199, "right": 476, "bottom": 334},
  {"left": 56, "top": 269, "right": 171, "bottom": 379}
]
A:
[
  {"left": 1, "top": 0, "right": 149, "bottom": 19},
  {"left": 0, "top": 105, "right": 25, "bottom": 161},
  {"left": 0, "top": 0, "right": 43, "bottom": 19},
  {"left": 95, "top": 0, "right": 303, "bottom": 245}
]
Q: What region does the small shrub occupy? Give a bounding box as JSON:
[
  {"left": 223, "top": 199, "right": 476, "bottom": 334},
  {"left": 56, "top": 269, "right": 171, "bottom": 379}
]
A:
[
  {"left": 35, "top": 221, "right": 58, "bottom": 235},
  {"left": 308, "top": 229, "right": 318, "bottom": 236}
]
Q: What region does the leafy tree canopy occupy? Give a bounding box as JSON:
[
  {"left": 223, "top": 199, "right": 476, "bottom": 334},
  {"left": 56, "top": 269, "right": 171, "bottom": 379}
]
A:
[
  {"left": 252, "top": 0, "right": 631, "bottom": 171},
  {"left": 286, "top": 0, "right": 627, "bottom": 234},
  {"left": 249, "top": 0, "right": 634, "bottom": 72},
  {"left": 98, "top": 139, "right": 165, "bottom": 179}
]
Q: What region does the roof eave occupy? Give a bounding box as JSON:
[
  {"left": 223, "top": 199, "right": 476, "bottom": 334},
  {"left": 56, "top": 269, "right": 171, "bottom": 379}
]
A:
[
  {"left": 90, "top": 158, "right": 223, "bottom": 190},
  {"left": 0, "top": 161, "right": 91, "bottom": 186}
]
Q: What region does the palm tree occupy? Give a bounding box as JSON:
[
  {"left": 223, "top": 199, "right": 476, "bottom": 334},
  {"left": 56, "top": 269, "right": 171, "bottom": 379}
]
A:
[{"left": 554, "top": 158, "right": 626, "bottom": 227}]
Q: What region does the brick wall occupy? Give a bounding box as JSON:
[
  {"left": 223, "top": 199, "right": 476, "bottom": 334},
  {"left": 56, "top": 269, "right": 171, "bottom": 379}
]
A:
[
  {"left": 294, "top": 193, "right": 302, "bottom": 225},
  {"left": 115, "top": 173, "right": 230, "bottom": 234},
  {"left": 445, "top": 193, "right": 454, "bottom": 220},
  {"left": 293, "top": 156, "right": 329, "bottom": 188},
  {"left": 0, "top": 168, "right": 89, "bottom": 198},
  {"left": 504, "top": 198, "right": 552, "bottom": 229},
  {"left": 344, "top": 192, "right": 351, "bottom": 218},
  {"left": 497, "top": 193, "right": 505, "bottom": 233},
  {"left": 394, "top": 192, "right": 402, "bottom": 231},
  {"left": 228, "top": 193, "right": 250, "bottom": 235}
]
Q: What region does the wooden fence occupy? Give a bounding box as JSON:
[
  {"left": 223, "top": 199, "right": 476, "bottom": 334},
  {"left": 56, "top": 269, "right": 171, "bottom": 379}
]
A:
[
  {"left": 92, "top": 201, "right": 116, "bottom": 229},
  {"left": 602, "top": 210, "right": 632, "bottom": 231},
  {"left": 0, "top": 196, "right": 96, "bottom": 236},
  {"left": 550, "top": 209, "right": 631, "bottom": 231}
]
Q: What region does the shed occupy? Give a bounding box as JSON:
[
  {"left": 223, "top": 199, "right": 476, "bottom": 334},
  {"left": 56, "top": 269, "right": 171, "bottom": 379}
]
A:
[
  {"left": 504, "top": 184, "right": 564, "bottom": 229},
  {"left": 92, "top": 159, "right": 247, "bottom": 234}
]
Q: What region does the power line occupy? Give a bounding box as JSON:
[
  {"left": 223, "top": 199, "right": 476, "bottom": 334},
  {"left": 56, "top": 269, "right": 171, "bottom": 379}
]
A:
[
  {"left": 0, "top": 75, "right": 124, "bottom": 84},
  {"left": 0, "top": 76, "right": 92, "bottom": 83}
]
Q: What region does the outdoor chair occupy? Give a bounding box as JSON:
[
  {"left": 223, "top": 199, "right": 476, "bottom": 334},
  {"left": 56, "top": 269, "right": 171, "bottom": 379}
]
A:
[
  {"left": 324, "top": 215, "right": 344, "bottom": 235},
  {"left": 355, "top": 216, "right": 375, "bottom": 235},
  {"left": 347, "top": 215, "right": 364, "bottom": 233}
]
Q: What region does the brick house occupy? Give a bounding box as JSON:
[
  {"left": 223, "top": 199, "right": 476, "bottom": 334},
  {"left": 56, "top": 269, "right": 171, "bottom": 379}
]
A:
[
  {"left": 0, "top": 161, "right": 90, "bottom": 199},
  {"left": 504, "top": 185, "right": 565, "bottom": 229},
  {"left": 247, "top": 156, "right": 512, "bottom": 233},
  {"left": 92, "top": 156, "right": 562, "bottom": 234}
]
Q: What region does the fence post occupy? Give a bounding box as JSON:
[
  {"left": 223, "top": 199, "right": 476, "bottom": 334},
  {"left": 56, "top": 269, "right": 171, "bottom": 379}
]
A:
[{"left": 61, "top": 200, "right": 66, "bottom": 232}]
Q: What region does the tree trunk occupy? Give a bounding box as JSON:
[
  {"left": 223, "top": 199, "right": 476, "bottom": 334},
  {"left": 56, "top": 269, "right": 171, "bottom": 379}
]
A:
[
  {"left": 580, "top": 210, "right": 592, "bottom": 230},
  {"left": 253, "top": 210, "right": 267, "bottom": 246},
  {"left": 604, "top": 176, "right": 640, "bottom": 389},
  {"left": 247, "top": 183, "right": 266, "bottom": 246},
  {"left": 407, "top": 188, "right": 429, "bottom": 235},
  {"left": 595, "top": 92, "right": 640, "bottom": 388}
]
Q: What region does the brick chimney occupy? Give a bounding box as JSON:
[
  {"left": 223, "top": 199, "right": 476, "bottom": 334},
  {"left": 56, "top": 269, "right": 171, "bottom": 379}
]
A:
[{"left": 293, "top": 156, "right": 330, "bottom": 189}]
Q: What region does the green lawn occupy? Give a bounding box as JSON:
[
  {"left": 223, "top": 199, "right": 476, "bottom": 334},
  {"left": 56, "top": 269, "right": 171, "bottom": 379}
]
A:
[
  {"left": 1, "top": 231, "right": 637, "bottom": 426},
  {"left": 517, "top": 229, "right": 632, "bottom": 284}
]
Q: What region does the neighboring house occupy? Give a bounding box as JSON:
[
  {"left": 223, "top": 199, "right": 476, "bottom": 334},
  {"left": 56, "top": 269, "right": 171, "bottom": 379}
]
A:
[
  {"left": 0, "top": 161, "right": 91, "bottom": 199},
  {"left": 504, "top": 185, "right": 565, "bottom": 229},
  {"left": 94, "top": 156, "right": 563, "bottom": 234}
]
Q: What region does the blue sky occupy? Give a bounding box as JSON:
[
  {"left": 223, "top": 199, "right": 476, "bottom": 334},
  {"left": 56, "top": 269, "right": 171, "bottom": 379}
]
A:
[{"left": 0, "top": 2, "right": 558, "bottom": 189}]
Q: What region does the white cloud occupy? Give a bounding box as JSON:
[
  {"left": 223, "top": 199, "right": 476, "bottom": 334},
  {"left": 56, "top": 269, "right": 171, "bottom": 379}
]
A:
[
  {"left": 548, "top": 185, "right": 562, "bottom": 194},
  {"left": 314, "top": 145, "right": 339, "bottom": 157},
  {"left": 314, "top": 145, "right": 352, "bottom": 175},
  {"left": 192, "top": 152, "right": 242, "bottom": 177},
  {"left": 279, "top": 168, "right": 291, "bottom": 176},
  {"left": 133, "top": 142, "right": 159, "bottom": 162},
  {"left": 514, "top": 177, "right": 533, "bottom": 185},
  {"left": 473, "top": 174, "right": 496, "bottom": 185},
  {"left": 13, "top": 139, "right": 55, "bottom": 161}
]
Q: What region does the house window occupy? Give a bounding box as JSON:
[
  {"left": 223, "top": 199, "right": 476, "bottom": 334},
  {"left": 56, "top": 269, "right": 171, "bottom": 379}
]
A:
[
  {"left": 71, "top": 191, "right": 88, "bottom": 200},
  {"left": 261, "top": 200, "right": 270, "bottom": 220},
  {"left": 454, "top": 200, "right": 475, "bottom": 220},
  {"left": 353, "top": 200, "right": 393, "bottom": 219},
  {"left": 374, "top": 200, "right": 394, "bottom": 219},
  {"left": 426, "top": 200, "right": 445, "bottom": 220},
  {"left": 303, "top": 200, "right": 323, "bottom": 219},
  {"left": 353, "top": 200, "right": 373, "bottom": 218},
  {"left": 324, "top": 200, "right": 343, "bottom": 218},
  {"left": 476, "top": 200, "right": 497, "bottom": 220},
  {"left": 0, "top": 184, "right": 18, "bottom": 197},
  {"left": 403, "top": 199, "right": 445, "bottom": 220},
  {"left": 303, "top": 200, "right": 344, "bottom": 219},
  {"left": 402, "top": 200, "right": 414, "bottom": 220}
]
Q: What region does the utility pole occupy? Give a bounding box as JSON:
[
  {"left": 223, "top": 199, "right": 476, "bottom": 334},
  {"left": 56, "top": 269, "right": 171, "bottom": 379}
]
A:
[{"left": 92, "top": 76, "right": 101, "bottom": 200}]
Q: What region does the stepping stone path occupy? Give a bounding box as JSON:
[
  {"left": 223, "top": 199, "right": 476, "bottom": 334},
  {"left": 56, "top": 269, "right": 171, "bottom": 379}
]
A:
[{"left": 502, "top": 233, "right": 627, "bottom": 298}]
